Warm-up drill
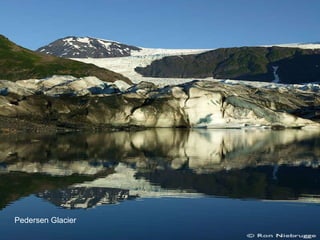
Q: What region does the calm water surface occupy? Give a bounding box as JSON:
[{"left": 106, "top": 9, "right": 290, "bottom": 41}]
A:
[{"left": 0, "top": 129, "right": 320, "bottom": 240}]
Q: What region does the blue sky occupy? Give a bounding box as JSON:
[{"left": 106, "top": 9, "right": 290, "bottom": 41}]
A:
[{"left": 1, "top": 0, "right": 320, "bottom": 50}]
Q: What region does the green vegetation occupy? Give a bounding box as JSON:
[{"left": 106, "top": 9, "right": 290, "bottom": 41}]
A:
[
  {"left": 0, "top": 35, "right": 131, "bottom": 83},
  {"left": 136, "top": 46, "right": 320, "bottom": 83}
]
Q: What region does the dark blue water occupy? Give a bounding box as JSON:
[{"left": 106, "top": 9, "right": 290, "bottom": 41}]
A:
[
  {"left": 0, "top": 129, "right": 319, "bottom": 239},
  {"left": 1, "top": 196, "right": 320, "bottom": 240}
]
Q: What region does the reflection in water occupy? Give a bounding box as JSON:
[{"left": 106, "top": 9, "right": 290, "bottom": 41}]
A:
[
  {"left": 37, "top": 187, "right": 138, "bottom": 209},
  {"left": 0, "top": 128, "right": 320, "bottom": 209},
  {"left": 0, "top": 172, "right": 97, "bottom": 211},
  {"left": 1, "top": 129, "right": 319, "bottom": 174},
  {"left": 75, "top": 163, "right": 203, "bottom": 198},
  {"left": 137, "top": 165, "right": 320, "bottom": 202}
]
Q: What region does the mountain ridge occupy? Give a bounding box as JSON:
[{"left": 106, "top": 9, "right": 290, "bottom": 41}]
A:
[
  {"left": 37, "top": 36, "right": 141, "bottom": 58},
  {"left": 135, "top": 46, "right": 320, "bottom": 84},
  {"left": 0, "top": 35, "right": 131, "bottom": 83}
]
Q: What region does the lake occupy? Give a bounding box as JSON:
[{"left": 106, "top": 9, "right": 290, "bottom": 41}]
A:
[{"left": 0, "top": 128, "right": 320, "bottom": 240}]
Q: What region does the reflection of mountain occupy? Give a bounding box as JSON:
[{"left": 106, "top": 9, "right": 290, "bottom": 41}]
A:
[
  {"left": 37, "top": 187, "right": 138, "bottom": 209},
  {"left": 75, "top": 164, "right": 202, "bottom": 198},
  {"left": 136, "top": 166, "right": 320, "bottom": 201},
  {"left": 0, "top": 172, "right": 96, "bottom": 210},
  {"left": 74, "top": 163, "right": 320, "bottom": 203}
]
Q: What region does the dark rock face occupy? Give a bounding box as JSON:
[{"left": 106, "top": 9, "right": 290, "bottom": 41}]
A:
[
  {"left": 135, "top": 46, "right": 320, "bottom": 84},
  {"left": 37, "top": 36, "right": 141, "bottom": 58}
]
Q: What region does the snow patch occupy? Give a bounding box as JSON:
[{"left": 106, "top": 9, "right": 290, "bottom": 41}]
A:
[
  {"left": 113, "top": 80, "right": 131, "bottom": 91},
  {"left": 63, "top": 37, "right": 74, "bottom": 44},
  {"left": 263, "top": 43, "right": 320, "bottom": 49},
  {"left": 76, "top": 37, "right": 91, "bottom": 44},
  {"left": 97, "top": 39, "right": 112, "bottom": 50},
  {"left": 272, "top": 66, "right": 280, "bottom": 83},
  {"left": 131, "top": 47, "right": 208, "bottom": 56}
]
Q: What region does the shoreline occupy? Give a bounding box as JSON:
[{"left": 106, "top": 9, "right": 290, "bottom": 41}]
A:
[{"left": 0, "top": 116, "right": 318, "bottom": 135}]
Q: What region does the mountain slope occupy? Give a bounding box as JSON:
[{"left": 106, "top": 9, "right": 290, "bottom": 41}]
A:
[
  {"left": 0, "top": 35, "right": 131, "bottom": 83},
  {"left": 135, "top": 46, "right": 320, "bottom": 84},
  {"left": 36, "top": 36, "right": 141, "bottom": 58}
]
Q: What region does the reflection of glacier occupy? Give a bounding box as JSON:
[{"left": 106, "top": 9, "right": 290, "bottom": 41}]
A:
[
  {"left": 0, "top": 129, "right": 319, "bottom": 175},
  {"left": 0, "top": 161, "right": 109, "bottom": 176},
  {"left": 37, "top": 187, "right": 138, "bottom": 209},
  {"left": 0, "top": 128, "right": 319, "bottom": 204},
  {"left": 83, "top": 128, "right": 320, "bottom": 174},
  {"left": 1, "top": 129, "right": 319, "bottom": 207}
]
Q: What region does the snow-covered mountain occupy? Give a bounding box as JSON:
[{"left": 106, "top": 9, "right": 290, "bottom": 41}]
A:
[{"left": 36, "top": 36, "right": 142, "bottom": 58}]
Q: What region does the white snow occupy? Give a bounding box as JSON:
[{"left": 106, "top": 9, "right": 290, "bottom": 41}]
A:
[
  {"left": 62, "top": 37, "right": 96, "bottom": 50},
  {"left": 131, "top": 47, "right": 209, "bottom": 56},
  {"left": 272, "top": 66, "right": 280, "bottom": 83},
  {"left": 76, "top": 37, "right": 91, "bottom": 44},
  {"left": 63, "top": 37, "right": 74, "bottom": 44},
  {"left": 71, "top": 47, "right": 210, "bottom": 84},
  {"left": 97, "top": 39, "right": 112, "bottom": 50},
  {"left": 263, "top": 43, "right": 320, "bottom": 49},
  {"left": 113, "top": 80, "right": 131, "bottom": 91}
]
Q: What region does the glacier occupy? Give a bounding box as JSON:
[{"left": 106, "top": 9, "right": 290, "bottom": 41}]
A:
[{"left": 0, "top": 76, "right": 319, "bottom": 129}]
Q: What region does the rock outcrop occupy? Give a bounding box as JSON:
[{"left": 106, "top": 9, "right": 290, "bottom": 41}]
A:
[{"left": 0, "top": 77, "right": 319, "bottom": 130}]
